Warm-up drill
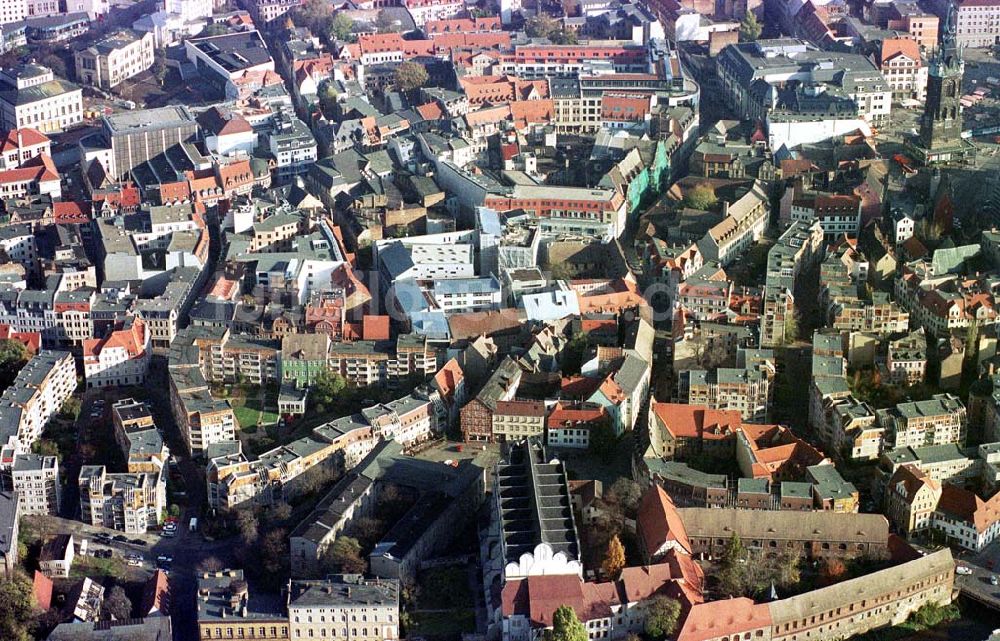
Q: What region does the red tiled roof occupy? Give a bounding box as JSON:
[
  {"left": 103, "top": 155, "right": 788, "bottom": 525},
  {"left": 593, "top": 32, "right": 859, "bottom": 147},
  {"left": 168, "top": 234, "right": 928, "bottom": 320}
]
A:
[
  {"left": 888, "top": 464, "right": 939, "bottom": 503},
  {"left": 637, "top": 484, "right": 691, "bottom": 557},
  {"left": 503, "top": 554, "right": 704, "bottom": 631},
  {"left": 495, "top": 399, "right": 546, "bottom": 417},
  {"left": 880, "top": 38, "right": 921, "bottom": 65},
  {"left": 83, "top": 318, "right": 148, "bottom": 362},
  {"left": 547, "top": 402, "right": 606, "bottom": 429},
  {"left": 158, "top": 181, "right": 192, "bottom": 202},
  {"left": 936, "top": 484, "right": 1000, "bottom": 534},
  {"left": 601, "top": 94, "right": 651, "bottom": 121},
  {"left": 434, "top": 357, "right": 464, "bottom": 399},
  {"left": 32, "top": 571, "right": 53, "bottom": 611},
  {"left": 208, "top": 277, "right": 239, "bottom": 301},
  {"left": 509, "top": 99, "right": 554, "bottom": 128},
  {"left": 362, "top": 315, "right": 390, "bottom": 341},
  {"left": 140, "top": 569, "right": 170, "bottom": 616},
  {"left": 197, "top": 106, "right": 253, "bottom": 136},
  {"left": 500, "top": 142, "right": 519, "bottom": 161},
  {"left": 0, "top": 325, "right": 40, "bottom": 353},
  {"left": 651, "top": 402, "right": 742, "bottom": 441},
  {"left": 677, "top": 598, "right": 772, "bottom": 641},
  {"left": 560, "top": 375, "right": 603, "bottom": 400},
  {"left": 432, "top": 32, "right": 511, "bottom": 51},
  {"left": 448, "top": 308, "right": 524, "bottom": 340},
  {"left": 0, "top": 128, "right": 48, "bottom": 153},
  {"left": 52, "top": 200, "right": 91, "bottom": 224},
  {"left": 415, "top": 102, "right": 445, "bottom": 121},
  {"left": 0, "top": 153, "right": 58, "bottom": 185},
  {"left": 425, "top": 16, "right": 501, "bottom": 33}
]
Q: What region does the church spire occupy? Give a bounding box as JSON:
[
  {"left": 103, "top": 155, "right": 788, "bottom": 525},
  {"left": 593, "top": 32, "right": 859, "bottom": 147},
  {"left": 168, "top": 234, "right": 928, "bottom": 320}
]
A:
[{"left": 930, "top": 2, "right": 962, "bottom": 76}]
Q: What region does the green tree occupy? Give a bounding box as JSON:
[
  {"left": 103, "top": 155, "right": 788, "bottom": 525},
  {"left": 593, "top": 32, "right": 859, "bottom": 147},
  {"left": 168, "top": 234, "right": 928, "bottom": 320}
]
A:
[
  {"left": 324, "top": 536, "right": 366, "bottom": 574},
  {"left": 525, "top": 14, "right": 560, "bottom": 39},
  {"left": 235, "top": 508, "right": 259, "bottom": 546},
  {"left": 101, "top": 585, "right": 133, "bottom": 620},
  {"left": 394, "top": 61, "right": 429, "bottom": 92},
  {"left": 718, "top": 533, "right": 751, "bottom": 596},
  {"left": 588, "top": 421, "right": 618, "bottom": 463},
  {"left": 723, "top": 533, "right": 746, "bottom": 565},
  {"left": 601, "top": 534, "right": 626, "bottom": 579},
  {"left": 200, "top": 23, "right": 229, "bottom": 37},
  {"left": 560, "top": 331, "right": 588, "bottom": 374},
  {"left": 642, "top": 595, "right": 681, "bottom": 640},
  {"left": 773, "top": 550, "right": 800, "bottom": 590},
  {"left": 550, "top": 261, "right": 578, "bottom": 281},
  {"left": 0, "top": 571, "right": 35, "bottom": 641},
  {"left": 0, "top": 339, "right": 29, "bottom": 388},
  {"left": 292, "top": 0, "right": 333, "bottom": 33},
  {"left": 40, "top": 53, "right": 66, "bottom": 78},
  {"left": 606, "top": 478, "right": 642, "bottom": 515},
  {"left": 783, "top": 309, "right": 800, "bottom": 344},
  {"left": 965, "top": 319, "right": 980, "bottom": 367},
  {"left": 739, "top": 11, "right": 762, "bottom": 41},
  {"left": 31, "top": 440, "right": 59, "bottom": 458},
  {"left": 682, "top": 183, "right": 718, "bottom": 210},
  {"left": 318, "top": 81, "right": 339, "bottom": 116},
  {"left": 818, "top": 558, "right": 847, "bottom": 586},
  {"left": 60, "top": 396, "right": 82, "bottom": 420},
  {"left": 554, "top": 30, "right": 578, "bottom": 45},
  {"left": 330, "top": 13, "right": 354, "bottom": 40},
  {"left": 258, "top": 528, "right": 291, "bottom": 588},
  {"left": 151, "top": 50, "right": 167, "bottom": 86},
  {"left": 544, "top": 605, "right": 587, "bottom": 641},
  {"left": 310, "top": 370, "right": 348, "bottom": 410},
  {"left": 376, "top": 10, "right": 400, "bottom": 33}
]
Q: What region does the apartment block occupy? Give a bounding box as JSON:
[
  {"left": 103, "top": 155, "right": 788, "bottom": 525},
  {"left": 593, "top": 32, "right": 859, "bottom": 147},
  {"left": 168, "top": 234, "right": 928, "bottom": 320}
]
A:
[
  {"left": 78, "top": 464, "right": 165, "bottom": 534},
  {"left": 10, "top": 453, "right": 59, "bottom": 514},
  {"left": 877, "top": 394, "right": 967, "bottom": 449},
  {"left": 112, "top": 398, "right": 169, "bottom": 474},
  {"left": 0, "top": 350, "right": 76, "bottom": 462},
  {"left": 681, "top": 364, "right": 773, "bottom": 422}
]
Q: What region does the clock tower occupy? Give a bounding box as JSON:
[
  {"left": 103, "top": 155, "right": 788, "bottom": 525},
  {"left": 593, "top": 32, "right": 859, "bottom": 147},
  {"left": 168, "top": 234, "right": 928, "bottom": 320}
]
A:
[{"left": 919, "top": 2, "right": 964, "bottom": 152}]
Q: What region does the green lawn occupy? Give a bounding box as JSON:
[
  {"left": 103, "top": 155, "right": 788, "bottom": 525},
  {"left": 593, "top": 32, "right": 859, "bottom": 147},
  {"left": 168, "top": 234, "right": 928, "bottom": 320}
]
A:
[
  {"left": 233, "top": 403, "right": 260, "bottom": 429},
  {"left": 416, "top": 567, "right": 471, "bottom": 609},
  {"left": 407, "top": 610, "right": 476, "bottom": 638},
  {"left": 231, "top": 390, "right": 280, "bottom": 430},
  {"left": 405, "top": 566, "right": 476, "bottom": 638},
  {"left": 70, "top": 554, "right": 127, "bottom": 581}
]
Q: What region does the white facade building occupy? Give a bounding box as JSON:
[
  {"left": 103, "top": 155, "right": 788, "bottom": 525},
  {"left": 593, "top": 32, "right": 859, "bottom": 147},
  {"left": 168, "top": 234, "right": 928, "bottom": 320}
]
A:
[
  {"left": 11, "top": 453, "right": 60, "bottom": 515},
  {"left": 0, "top": 65, "right": 83, "bottom": 134}
]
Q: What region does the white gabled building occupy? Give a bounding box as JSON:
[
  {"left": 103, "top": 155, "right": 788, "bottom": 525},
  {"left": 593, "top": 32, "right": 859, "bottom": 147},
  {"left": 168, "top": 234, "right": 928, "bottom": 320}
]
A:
[{"left": 82, "top": 317, "right": 151, "bottom": 389}]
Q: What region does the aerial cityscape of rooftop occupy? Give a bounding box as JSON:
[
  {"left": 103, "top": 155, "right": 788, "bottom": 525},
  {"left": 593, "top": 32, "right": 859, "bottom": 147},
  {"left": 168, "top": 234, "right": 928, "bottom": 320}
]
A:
[{"left": 5, "top": 0, "right": 1000, "bottom": 638}]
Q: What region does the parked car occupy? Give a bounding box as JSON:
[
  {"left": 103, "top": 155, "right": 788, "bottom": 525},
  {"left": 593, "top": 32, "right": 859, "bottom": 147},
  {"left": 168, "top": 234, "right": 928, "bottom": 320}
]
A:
[
  {"left": 991, "top": 575, "right": 998, "bottom": 586},
  {"left": 113, "top": 535, "right": 128, "bottom": 543},
  {"left": 956, "top": 566, "right": 974, "bottom": 576},
  {"left": 131, "top": 538, "right": 146, "bottom": 546}
]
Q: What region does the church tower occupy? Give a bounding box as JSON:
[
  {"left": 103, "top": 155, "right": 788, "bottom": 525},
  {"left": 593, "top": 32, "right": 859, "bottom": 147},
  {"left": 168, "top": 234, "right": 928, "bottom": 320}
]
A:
[{"left": 919, "top": 2, "right": 964, "bottom": 151}]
